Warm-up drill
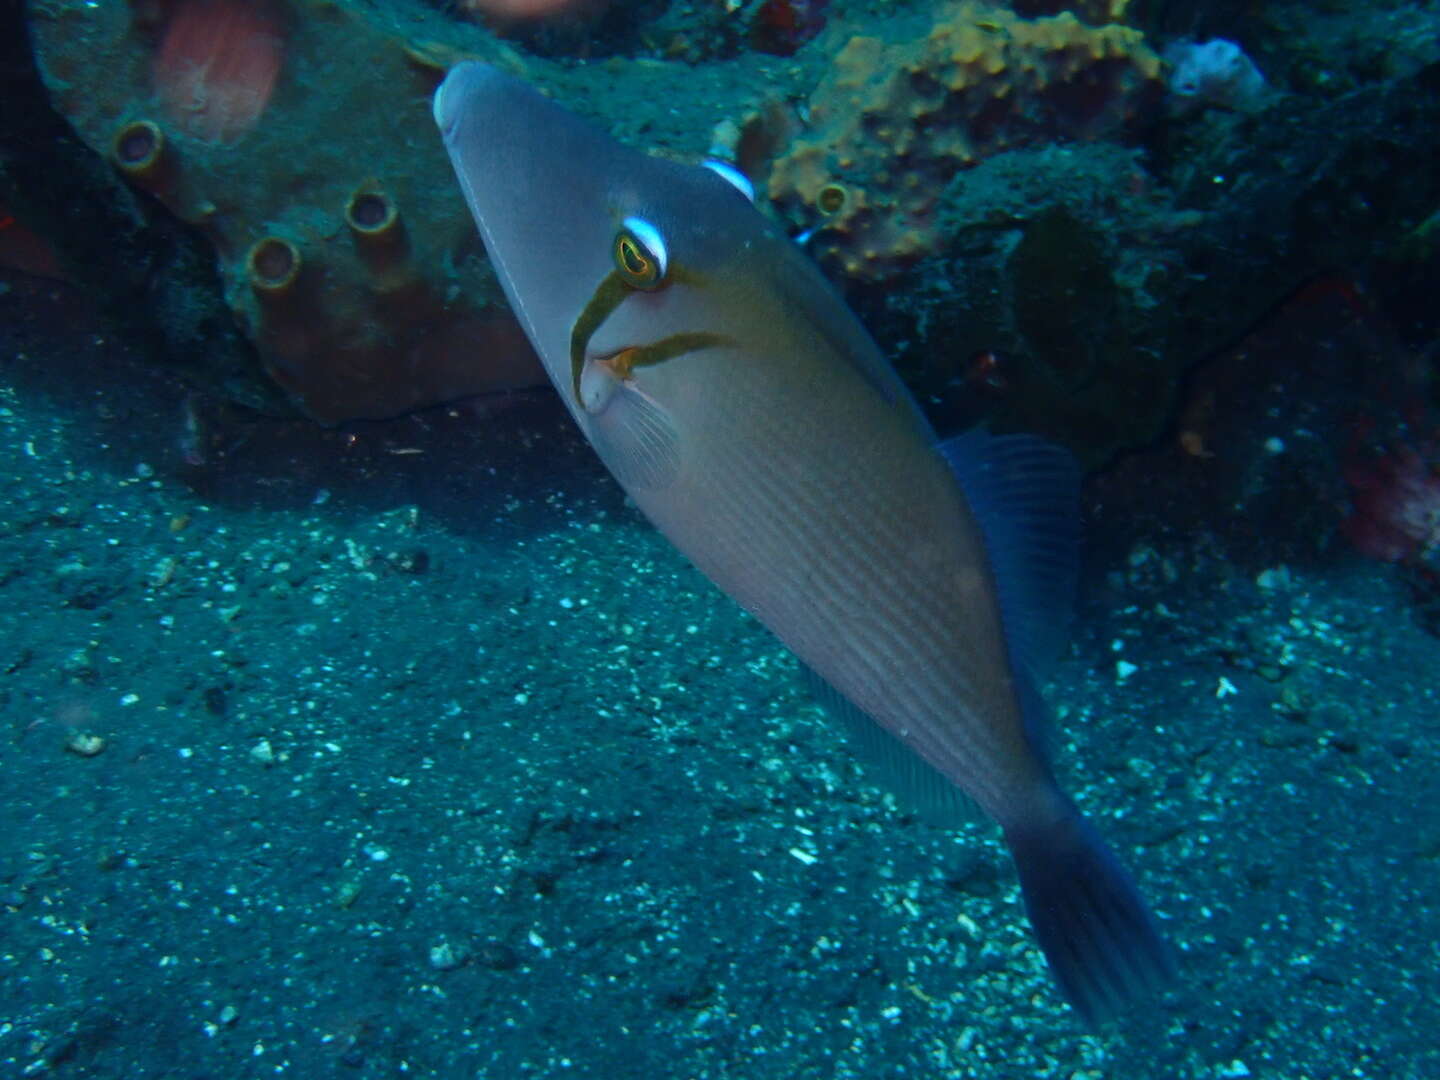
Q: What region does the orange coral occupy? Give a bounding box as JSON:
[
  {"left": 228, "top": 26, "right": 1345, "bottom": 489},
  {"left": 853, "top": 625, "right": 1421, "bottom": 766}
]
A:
[
  {"left": 768, "top": 1, "right": 1161, "bottom": 280},
  {"left": 1010, "top": 0, "right": 1133, "bottom": 24}
]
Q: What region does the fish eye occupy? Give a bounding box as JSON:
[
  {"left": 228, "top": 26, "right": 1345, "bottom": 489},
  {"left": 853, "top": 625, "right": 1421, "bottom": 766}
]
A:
[{"left": 614, "top": 216, "right": 667, "bottom": 289}]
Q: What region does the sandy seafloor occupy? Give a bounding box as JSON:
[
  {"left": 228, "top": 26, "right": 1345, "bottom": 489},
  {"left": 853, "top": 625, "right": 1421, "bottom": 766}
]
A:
[{"left": 1, "top": 276, "right": 1438, "bottom": 1080}]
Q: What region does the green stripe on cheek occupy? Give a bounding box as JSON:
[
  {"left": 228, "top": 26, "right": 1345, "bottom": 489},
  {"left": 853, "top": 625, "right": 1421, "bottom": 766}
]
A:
[
  {"left": 619, "top": 331, "right": 733, "bottom": 374},
  {"left": 570, "top": 269, "right": 734, "bottom": 397},
  {"left": 569, "top": 271, "right": 631, "bottom": 404}
]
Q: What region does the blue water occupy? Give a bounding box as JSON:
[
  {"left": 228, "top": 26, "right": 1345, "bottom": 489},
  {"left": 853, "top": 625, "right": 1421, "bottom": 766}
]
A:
[{"left": 3, "top": 1, "right": 1440, "bottom": 1077}]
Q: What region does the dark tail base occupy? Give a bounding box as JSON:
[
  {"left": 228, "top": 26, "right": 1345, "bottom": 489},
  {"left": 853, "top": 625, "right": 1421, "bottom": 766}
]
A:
[{"left": 1004, "top": 806, "right": 1175, "bottom": 1023}]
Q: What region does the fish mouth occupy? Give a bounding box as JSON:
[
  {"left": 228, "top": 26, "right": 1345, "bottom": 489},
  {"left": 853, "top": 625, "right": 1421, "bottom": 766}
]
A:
[
  {"left": 433, "top": 62, "right": 504, "bottom": 140},
  {"left": 583, "top": 345, "right": 644, "bottom": 385},
  {"left": 586, "top": 342, "right": 639, "bottom": 363}
]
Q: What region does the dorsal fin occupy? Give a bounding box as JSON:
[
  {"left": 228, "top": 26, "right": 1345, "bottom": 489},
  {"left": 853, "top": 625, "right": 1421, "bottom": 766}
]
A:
[
  {"left": 937, "top": 429, "right": 1080, "bottom": 674},
  {"left": 808, "top": 429, "right": 1080, "bottom": 815}
]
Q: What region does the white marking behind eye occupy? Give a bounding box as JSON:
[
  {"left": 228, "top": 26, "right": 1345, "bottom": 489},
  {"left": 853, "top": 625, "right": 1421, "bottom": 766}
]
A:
[{"left": 702, "top": 159, "right": 755, "bottom": 203}]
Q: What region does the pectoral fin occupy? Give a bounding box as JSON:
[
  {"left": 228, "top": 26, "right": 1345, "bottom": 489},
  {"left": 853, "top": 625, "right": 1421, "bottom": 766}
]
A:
[{"left": 578, "top": 356, "right": 680, "bottom": 492}]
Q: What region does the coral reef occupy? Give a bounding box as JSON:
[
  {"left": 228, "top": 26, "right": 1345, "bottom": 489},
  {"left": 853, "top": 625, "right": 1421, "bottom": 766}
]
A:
[
  {"left": 0, "top": 19, "right": 283, "bottom": 417},
  {"left": 1340, "top": 407, "right": 1440, "bottom": 632},
  {"left": 1011, "top": 0, "right": 1132, "bottom": 23},
  {"left": 442, "top": 0, "right": 743, "bottom": 63},
  {"left": 750, "top": 0, "right": 829, "bottom": 56},
  {"left": 1343, "top": 442, "right": 1440, "bottom": 564},
  {"left": 767, "top": 0, "right": 1162, "bottom": 280},
  {"left": 1164, "top": 38, "right": 1269, "bottom": 112},
  {"left": 860, "top": 142, "right": 1190, "bottom": 463},
  {"left": 10, "top": 0, "right": 1440, "bottom": 473},
  {"left": 27, "top": 0, "right": 545, "bottom": 423}
]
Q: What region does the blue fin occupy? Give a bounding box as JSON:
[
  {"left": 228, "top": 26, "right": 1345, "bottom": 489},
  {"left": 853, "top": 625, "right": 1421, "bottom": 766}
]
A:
[
  {"left": 803, "top": 667, "right": 980, "bottom": 827},
  {"left": 1005, "top": 804, "right": 1176, "bottom": 1023},
  {"left": 937, "top": 429, "right": 1080, "bottom": 674}
]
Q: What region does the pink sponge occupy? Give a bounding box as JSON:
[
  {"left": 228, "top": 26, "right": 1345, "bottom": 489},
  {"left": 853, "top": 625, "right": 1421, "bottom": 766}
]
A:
[{"left": 1343, "top": 443, "right": 1440, "bottom": 563}]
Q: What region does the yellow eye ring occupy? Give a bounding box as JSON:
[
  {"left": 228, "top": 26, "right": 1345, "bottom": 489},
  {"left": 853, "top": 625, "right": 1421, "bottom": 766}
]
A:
[{"left": 613, "top": 216, "right": 668, "bottom": 290}]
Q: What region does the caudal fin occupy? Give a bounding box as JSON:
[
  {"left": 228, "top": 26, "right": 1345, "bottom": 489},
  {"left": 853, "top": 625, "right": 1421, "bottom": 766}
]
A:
[{"left": 1004, "top": 806, "right": 1175, "bottom": 1023}]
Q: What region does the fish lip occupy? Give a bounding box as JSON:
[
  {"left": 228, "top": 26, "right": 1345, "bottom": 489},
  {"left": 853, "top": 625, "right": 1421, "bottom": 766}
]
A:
[
  {"left": 582, "top": 344, "right": 646, "bottom": 381},
  {"left": 433, "top": 61, "right": 495, "bottom": 139},
  {"left": 431, "top": 69, "right": 464, "bottom": 137}
]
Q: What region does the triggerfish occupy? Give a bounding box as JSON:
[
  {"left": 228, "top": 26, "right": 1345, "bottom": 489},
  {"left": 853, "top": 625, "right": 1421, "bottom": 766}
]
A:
[{"left": 433, "top": 62, "right": 1174, "bottom": 1021}]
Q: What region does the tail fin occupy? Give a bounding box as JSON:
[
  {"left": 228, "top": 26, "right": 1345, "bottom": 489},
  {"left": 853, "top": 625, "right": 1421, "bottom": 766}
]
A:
[{"left": 1004, "top": 806, "right": 1175, "bottom": 1023}]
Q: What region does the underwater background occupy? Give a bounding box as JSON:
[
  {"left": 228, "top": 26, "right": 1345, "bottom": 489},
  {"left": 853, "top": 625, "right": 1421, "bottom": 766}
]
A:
[{"left": 2, "top": 0, "right": 1440, "bottom": 1077}]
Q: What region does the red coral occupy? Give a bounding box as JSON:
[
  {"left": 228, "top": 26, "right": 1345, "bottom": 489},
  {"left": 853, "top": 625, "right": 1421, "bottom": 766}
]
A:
[
  {"left": 751, "top": 0, "right": 828, "bottom": 57},
  {"left": 1342, "top": 442, "right": 1440, "bottom": 563}
]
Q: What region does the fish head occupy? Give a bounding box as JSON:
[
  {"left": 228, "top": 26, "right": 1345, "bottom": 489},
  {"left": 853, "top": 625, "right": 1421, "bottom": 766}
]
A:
[
  {"left": 433, "top": 63, "right": 776, "bottom": 413},
  {"left": 434, "top": 61, "right": 921, "bottom": 493}
]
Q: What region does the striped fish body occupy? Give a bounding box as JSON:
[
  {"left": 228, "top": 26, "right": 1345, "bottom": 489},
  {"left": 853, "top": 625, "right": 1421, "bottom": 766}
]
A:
[
  {"left": 435, "top": 62, "right": 1173, "bottom": 1021},
  {"left": 617, "top": 294, "right": 1049, "bottom": 824}
]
